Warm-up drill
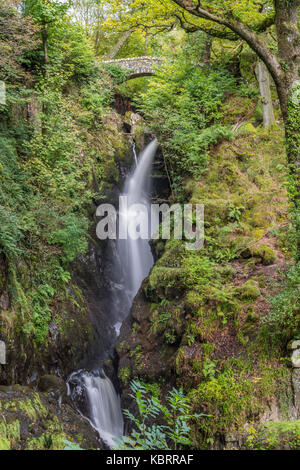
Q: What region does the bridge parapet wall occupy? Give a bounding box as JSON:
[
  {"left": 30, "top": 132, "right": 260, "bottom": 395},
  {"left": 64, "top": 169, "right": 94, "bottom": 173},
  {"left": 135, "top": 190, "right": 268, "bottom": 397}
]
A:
[{"left": 100, "top": 56, "right": 163, "bottom": 79}]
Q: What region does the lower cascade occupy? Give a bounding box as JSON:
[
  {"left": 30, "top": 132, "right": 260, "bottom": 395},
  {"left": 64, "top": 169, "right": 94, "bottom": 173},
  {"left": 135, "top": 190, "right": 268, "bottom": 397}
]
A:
[{"left": 68, "top": 139, "right": 158, "bottom": 448}]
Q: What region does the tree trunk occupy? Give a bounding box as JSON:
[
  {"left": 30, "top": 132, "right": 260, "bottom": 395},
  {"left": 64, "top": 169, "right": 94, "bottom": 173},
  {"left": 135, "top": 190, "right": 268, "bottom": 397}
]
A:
[
  {"left": 144, "top": 32, "right": 148, "bottom": 56},
  {"left": 274, "top": 0, "right": 300, "bottom": 118},
  {"left": 274, "top": 1, "right": 300, "bottom": 253},
  {"left": 201, "top": 35, "right": 212, "bottom": 64},
  {"left": 284, "top": 89, "right": 300, "bottom": 257},
  {"left": 105, "top": 30, "right": 132, "bottom": 60},
  {"left": 94, "top": 27, "right": 101, "bottom": 55},
  {"left": 41, "top": 24, "right": 48, "bottom": 67},
  {"left": 257, "top": 60, "right": 275, "bottom": 128}
]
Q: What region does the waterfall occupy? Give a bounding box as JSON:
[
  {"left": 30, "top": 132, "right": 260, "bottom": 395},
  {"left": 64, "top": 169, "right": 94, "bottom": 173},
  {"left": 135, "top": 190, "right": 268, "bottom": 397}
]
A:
[
  {"left": 68, "top": 139, "right": 158, "bottom": 448},
  {"left": 132, "top": 141, "right": 138, "bottom": 166},
  {"left": 67, "top": 369, "right": 123, "bottom": 448},
  {"left": 118, "top": 139, "right": 158, "bottom": 298}
]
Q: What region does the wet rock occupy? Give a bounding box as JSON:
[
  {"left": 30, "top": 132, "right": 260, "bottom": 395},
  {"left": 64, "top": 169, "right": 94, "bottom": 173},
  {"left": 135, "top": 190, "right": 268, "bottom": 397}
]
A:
[
  {"left": 124, "top": 111, "right": 146, "bottom": 153},
  {"left": 38, "top": 374, "right": 68, "bottom": 403},
  {"left": 0, "top": 385, "right": 99, "bottom": 450}
]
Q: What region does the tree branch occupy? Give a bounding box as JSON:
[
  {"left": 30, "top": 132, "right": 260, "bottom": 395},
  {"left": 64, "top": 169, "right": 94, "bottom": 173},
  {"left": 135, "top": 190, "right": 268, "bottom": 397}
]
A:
[
  {"left": 174, "top": 11, "right": 238, "bottom": 40},
  {"left": 169, "top": 0, "right": 283, "bottom": 84}
]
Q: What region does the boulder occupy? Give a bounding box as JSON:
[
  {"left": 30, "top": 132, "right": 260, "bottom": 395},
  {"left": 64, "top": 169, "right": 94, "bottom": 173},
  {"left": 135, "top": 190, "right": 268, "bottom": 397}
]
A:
[
  {"left": 288, "top": 340, "right": 300, "bottom": 351},
  {"left": 239, "top": 280, "right": 261, "bottom": 300},
  {"left": 0, "top": 340, "right": 6, "bottom": 364},
  {"left": 291, "top": 349, "right": 300, "bottom": 368},
  {"left": 38, "top": 375, "right": 68, "bottom": 403}
]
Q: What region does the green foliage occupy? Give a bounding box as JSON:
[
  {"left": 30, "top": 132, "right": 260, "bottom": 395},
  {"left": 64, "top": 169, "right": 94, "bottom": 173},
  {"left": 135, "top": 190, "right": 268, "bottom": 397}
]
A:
[
  {"left": 0, "top": 8, "right": 119, "bottom": 344},
  {"left": 263, "top": 263, "right": 300, "bottom": 338},
  {"left": 0, "top": 136, "right": 27, "bottom": 258},
  {"left": 0, "top": 1, "right": 38, "bottom": 82},
  {"left": 102, "top": 64, "right": 130, "bottom": 84},
  {"left": 119, "top": 366, "right": 131, "bottom": 386},
  {"left": 136, "top": 52, "right": 235, "bottom": 182},
  {"left": 246, "top": 421, "right": 300, "bottom": 450},
  {"left": 228, "top": 204, "right": 245, "bottom": 222},
  {"left": 190, "top": 365, "right": 289, "bottom": 444},
  {"left": 47, "top": 214, "right": 88, "bottom": 262},
  {"left": 202, "top": 360, "right": 219, "bottom": 381},
  {"left": 24, "top": 0, "right": 70, "bottom": 26},
  {"left": 80, "top": 76, "right": 113, "bottom": 122},
  {"left": 286, "top": 90, "right": 300, "bottom": 260},
  {"left": 116, "top": 380, "right": 204, "bottom": 450},
  {"left": 48, "top": 19, "right": 96, "bottom": 80},
  {"left": 0, "top": 418, "right": 20, "bottom": 450}
]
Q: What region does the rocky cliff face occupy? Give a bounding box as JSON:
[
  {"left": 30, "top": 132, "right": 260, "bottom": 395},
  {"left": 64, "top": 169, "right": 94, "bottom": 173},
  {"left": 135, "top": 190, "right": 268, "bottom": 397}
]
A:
[
  {"left": 0, "top": 107, "right": 157, "bottom": 448},
  {"left": 0, "top": 111, "right": 134, "bottom": 386}
]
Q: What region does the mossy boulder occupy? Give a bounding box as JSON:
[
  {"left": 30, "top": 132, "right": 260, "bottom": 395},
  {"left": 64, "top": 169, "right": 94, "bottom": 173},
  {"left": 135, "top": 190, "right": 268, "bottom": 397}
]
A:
[
  {"left": 241, "top": 243, "right": 277, "bottom": 265},
  {"left": 252, "top": 244, "right": 277, "bottom": 265},
  {"left": 246, "top": 421, "right": 300, "bottom": 450},
  {"left": 0, "top": 385, "right": 98, "bottom": 450},
  {"left": 237, "top": 122, "right": 257, "bottom": 136},
  {"left": 38, "top": 375, "right": 68, "bottom": 402},
  {"left": 145, "top": 266, "right": 185, "bottom": 301},
  {"left": 239, "top": 280, "right": 261, "bottom": 300},
  {"left": 38, "top": 375, "right": 66, "bottom": 394}
]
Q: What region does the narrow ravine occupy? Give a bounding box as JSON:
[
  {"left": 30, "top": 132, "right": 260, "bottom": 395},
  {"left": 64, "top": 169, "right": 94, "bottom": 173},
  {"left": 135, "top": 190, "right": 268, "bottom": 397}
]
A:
[{"left": 67, "top": 139, "right": 158, "bottom": 448}]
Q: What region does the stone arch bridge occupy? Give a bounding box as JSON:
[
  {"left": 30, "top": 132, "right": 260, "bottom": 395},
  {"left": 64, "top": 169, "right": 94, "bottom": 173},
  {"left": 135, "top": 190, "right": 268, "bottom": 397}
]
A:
[{"left": 100, "top": 56, "right": 163, "bottom": 80}]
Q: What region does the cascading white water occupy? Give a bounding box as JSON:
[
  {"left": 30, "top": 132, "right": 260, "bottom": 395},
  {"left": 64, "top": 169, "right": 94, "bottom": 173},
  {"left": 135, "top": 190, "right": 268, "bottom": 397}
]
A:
[
  {"left": 68, "top": 139, "right": 158, "bottom": 448},
  {"left": 132, "top": 141, "right": 138, "bottom": 166},
  {"left": 82, "top": 371, "right": 124, "bottom": 448},
  {"left": 118, "top": 138, "right": 158, "bottom": 298},
  {"left": 67, "top": 369, "right": 124, "bottom": 448}
]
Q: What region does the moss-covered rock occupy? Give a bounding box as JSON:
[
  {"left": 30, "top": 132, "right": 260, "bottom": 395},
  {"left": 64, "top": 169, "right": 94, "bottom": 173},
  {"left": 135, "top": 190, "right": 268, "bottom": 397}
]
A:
[
  {"left": 0, "top": 385, "right": 99, "bottom": 450},
  {"left": 246, "top": 421, "right": 300, "bottom": 450},
  {"left": 252, "top": 244, "right": 277, "bottom": 265},
  {"left": 239, "top": 280, "right": 261, "bottom": 300},
  {"left": 145, "top": 266, "right": 185, "bottom": 301},
  {"left": 237, "top": 122, "right": 257, "bottom": 136}
]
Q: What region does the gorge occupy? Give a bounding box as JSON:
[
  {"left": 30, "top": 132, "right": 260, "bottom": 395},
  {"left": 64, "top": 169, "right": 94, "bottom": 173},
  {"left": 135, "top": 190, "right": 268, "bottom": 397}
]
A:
[{"left": 0, "top": 0, "right": 300, "bottom": 452}]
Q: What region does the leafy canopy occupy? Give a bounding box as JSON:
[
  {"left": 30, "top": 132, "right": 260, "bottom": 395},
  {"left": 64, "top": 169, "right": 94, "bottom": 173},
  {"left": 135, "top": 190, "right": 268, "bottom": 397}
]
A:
[
  {"left": 103, "top": 0, "right": 275, "bottom": 39},
  {"left": 23, "top": 0, "right": 70, "bottom": 25}
]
